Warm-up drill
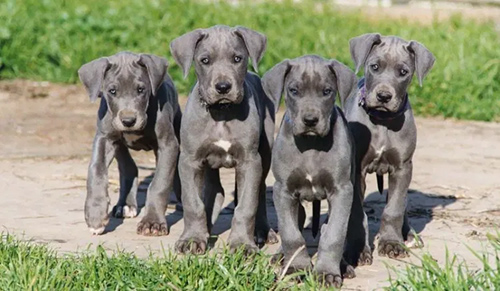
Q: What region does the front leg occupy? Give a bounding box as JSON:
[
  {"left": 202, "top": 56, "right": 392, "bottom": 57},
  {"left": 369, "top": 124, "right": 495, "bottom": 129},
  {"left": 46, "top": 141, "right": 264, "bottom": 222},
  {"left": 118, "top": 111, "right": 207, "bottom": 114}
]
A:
[
  {"left": 274, "top": 181, "right": 311, "bottom": 273},
  {"left": 228, "top": 152, "right": 261, "bottom": 253},
  {"left": 315, "top": 182, "right": 353, "bottom": 288},
  {"left": 137, "top": 140, "right": 179, "bottom": 236},
  {"left": 378, "top": 160, "right": 412, "bottom": 258},
  {"left": 175, "top": 152, "right": 208, "bottom": 254},
  {"left": 85, "top": 134, "right": 116, "bottom": 235}
]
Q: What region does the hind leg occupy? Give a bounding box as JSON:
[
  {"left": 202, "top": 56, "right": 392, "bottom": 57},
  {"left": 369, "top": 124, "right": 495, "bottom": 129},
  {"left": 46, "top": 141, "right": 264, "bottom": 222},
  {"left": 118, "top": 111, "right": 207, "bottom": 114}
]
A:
[
  {"left": 255, "top": 181, "right": 278, "bottom": 246},
  {"left": 402, "top": 210, "right": 423, "bottom": 248},
  {"left": 345, "top": 171, "right": 372, "bottom": 266},
  {"left": 112, "top": 144, "right": 139, "bottom": 218},
  {"left": 254, "top": 130, "right": 278, "bottom": 246}
]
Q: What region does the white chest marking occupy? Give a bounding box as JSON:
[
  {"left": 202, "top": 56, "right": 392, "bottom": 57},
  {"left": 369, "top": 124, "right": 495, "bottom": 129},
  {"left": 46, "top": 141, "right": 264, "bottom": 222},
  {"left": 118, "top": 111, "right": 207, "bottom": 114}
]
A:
[
  {"left": 214, "top": 139, "right": 231, "bottom": 152},
  {"left": 123, "top": 133, "right": 142, "bottom": 143},
  {"left": 306, "top": 174, "right": 317, "bottom": 193},
  {"left": 375, "top": 146, "right": 385, "bottom": 160}
]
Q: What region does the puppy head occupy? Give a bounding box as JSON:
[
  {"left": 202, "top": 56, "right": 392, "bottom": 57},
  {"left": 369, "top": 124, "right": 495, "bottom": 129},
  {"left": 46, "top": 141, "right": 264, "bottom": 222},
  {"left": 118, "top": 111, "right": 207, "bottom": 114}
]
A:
[
  {"left": 170, "top": 25, "right": 266, "bottom": 106},
  {"left": 350, "top": 34, "right": 435, "bottom": 112},
  {"left": 78, "top": 52, "right": 167, "bottom": 132},
  {"left": 263, "top": 55, "right": 356, "bottom": 137}
]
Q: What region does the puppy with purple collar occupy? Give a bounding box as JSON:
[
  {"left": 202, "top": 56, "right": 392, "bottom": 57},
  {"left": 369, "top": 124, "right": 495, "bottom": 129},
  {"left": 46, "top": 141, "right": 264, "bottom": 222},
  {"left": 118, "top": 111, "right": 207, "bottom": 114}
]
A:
[{"left": 342, "top": 33, "right": 435, "bottom": 265}]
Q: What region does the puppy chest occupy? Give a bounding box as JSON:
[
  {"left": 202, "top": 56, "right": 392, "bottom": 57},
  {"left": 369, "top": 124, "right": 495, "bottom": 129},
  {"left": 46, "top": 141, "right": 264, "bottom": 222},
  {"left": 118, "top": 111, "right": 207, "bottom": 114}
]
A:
[
  {"left": 286, "top": 168, "right": 334, "bottom": 201},
  {"left": 196, "top": 139, "right": 244, "bottom": 169},
  {"left": 122, "top": 133, "right": 153, "bottom": 151}
]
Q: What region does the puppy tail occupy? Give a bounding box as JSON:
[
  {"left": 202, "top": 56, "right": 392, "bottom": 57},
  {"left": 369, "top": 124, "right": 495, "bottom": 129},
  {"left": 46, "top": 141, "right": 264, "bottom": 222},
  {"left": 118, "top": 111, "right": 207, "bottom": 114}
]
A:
[
  {"left": 377, "top": 174, "right": 384, "bottom": 194},
  {"left": 312, "top": 200, "right": 320, "bottom": 238}
]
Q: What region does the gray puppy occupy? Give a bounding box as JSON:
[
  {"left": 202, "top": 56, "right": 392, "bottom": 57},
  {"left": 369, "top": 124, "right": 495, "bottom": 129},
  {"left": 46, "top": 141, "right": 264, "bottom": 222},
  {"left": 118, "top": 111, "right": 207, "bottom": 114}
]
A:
[
  {"left": 263, "top": 55, "right": 357, "bottom": 288},
  {"left": 79, "top": 52, "right": 181, "bottom": 236},
  {"left": 343, "top": 34, "right": 435, "bottom": 264},
  {"left": 170, "top": 25, "right": 278, "bottom": 254}
]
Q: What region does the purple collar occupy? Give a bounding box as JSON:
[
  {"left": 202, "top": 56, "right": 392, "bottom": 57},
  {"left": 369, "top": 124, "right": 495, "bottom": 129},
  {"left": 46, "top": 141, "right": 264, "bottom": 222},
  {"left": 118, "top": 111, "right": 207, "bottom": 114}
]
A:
[{"left": 358, "top": 78, "right": 408, "bottom": 121}]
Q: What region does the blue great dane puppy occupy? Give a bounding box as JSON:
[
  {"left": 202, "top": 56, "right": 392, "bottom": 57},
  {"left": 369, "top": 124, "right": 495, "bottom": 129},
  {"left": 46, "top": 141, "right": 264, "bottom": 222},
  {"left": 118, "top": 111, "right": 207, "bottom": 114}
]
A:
[
  {"left": 343, "top": 33, "right": 435, "bottom": 265},
  {"left": 79, "top": 52, "right": 181, "bottom": 236},
  {"left": 263, "top": 55, "right": 357, "bottom": 288},
  {"left": 170, "top": 25, "right": 278, "bottom": 254}
]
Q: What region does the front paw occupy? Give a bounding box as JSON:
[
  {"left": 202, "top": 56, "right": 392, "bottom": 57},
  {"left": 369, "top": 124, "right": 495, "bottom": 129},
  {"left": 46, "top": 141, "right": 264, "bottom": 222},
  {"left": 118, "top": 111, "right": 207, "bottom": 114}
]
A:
[
  {"left": 254, "top": 227, "right": 279, "bottom": 247},
  {"left": 358, "top": 246, "right": 373, "bottom": 266},
  {"left": 378, "top": 240, "right": 408, "bottom": 258},
  {"left": 341, "top": 259, "right": 356, "bottom": 279},
  {"left": 267, "top": 229, "right": 279, "bottom": 244},
  {"left": 175, "top": 236, "right": 208, "bottom": 255},
  {"left": 230, "top": 241, "right": 259, "bottom": 256},
  {"left": 405, "top": 232, "right": 424, "bottom": 249},
  {"left": 137, "top": 216, "right": 168, "bottom": 236},
  {"left": 282, "top": 256, "right": 312, "bottom": 275},
  {"left": 317, "top": 273, "right": 343, "bottom": 288},
  {"left": 85, "top": 200, "right": 109, "bottom": 235},
  {"left": 112, "top": 205, "right": 137, "bottom": 218}
]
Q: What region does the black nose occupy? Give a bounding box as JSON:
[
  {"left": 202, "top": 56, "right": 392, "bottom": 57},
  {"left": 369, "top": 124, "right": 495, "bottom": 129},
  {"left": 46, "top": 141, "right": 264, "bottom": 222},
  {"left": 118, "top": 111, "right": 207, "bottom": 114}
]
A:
[
  {"left": 376, "top": 91, "right": 393, "bottom": 103},
  {"left": 215, "top": 81, "right": 232, "bottom": 94},
  {"left": 303, "top": 115, "right": 319, "bottom": 127},
  {"left": 121, "top": 117, "right": 137, "bottom": 127}
]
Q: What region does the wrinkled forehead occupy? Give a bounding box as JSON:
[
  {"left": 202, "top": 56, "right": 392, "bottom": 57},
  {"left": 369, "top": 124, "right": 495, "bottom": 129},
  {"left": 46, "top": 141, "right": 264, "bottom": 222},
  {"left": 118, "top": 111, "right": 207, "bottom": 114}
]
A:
[
  {"left": 369, "top": 37, "right": 414, "bottom": 66},
  {"left": 196, "top": 28, "right": 246, "bottom": 55},
  {"left": 104, "top": 55, "right": 147, "bottom": 84},
  {"left": 287, "top": 58, "right": 335, "bottom": 87}
]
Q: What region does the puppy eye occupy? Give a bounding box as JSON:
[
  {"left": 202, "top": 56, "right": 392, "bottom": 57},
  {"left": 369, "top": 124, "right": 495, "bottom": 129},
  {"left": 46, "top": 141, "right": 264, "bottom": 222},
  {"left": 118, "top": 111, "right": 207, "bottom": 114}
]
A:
[
  {"left": 289, "top": 88, "right": 298, "bottom": 95},
  {"left": 371, "top": 64, "right": 379, "bottom": 71},
  {"left": 400, "top": 69, "right": 408, "bottom": 76},
  {"left": 201, "top": 58, "right": 210, "bottom": 65},
  {"left": 109, "top": 89, "right": 116, "bottom": 95},
  {"left": 234, "top": 56, "right": 242, "bottom": 63},
  {"left": 323, "top": 88, "right": 333, "bottom": 96},
  {"left": 137, "top": 87, "right": 145, "bottom": 94}
]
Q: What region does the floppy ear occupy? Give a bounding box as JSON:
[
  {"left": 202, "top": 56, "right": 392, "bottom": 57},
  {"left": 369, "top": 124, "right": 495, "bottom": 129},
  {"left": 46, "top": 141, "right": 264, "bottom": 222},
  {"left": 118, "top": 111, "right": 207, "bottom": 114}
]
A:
[
  {"left": 329, "top": 60, "right": 357, "bottom": 107},
  {"left": 138, "top": 54, "right": 168, "bottom": 96},
  {"left": 170, "top": 29, "right": 206, "bottom": 79},
  {"left": 407, "top": 41, "right": 435, "bottom": 86},
  {"left": 349, "top": 33, "right": 381, "bottom": 74},
  {"left": 78, "top": 57, "right": 110, "bottom": 103},
  {"left": 234, "top": 26, "right": 267, "bottom": 72},
  {"left": 262, "top": 59, "right": 291, "bottom": 113}
]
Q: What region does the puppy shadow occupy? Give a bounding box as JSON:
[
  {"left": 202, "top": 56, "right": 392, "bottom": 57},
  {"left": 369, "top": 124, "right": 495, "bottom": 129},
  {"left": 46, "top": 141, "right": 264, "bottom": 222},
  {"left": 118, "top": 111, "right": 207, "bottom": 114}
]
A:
[
  {"left": 104, "top": 217, "right": 124, "bottom": 234},
  {"left": 299, "top": 188, "right": 457, "bottom": 258},
  {"left": 364, "top": 189, "right": 456, "bottom": 244}
]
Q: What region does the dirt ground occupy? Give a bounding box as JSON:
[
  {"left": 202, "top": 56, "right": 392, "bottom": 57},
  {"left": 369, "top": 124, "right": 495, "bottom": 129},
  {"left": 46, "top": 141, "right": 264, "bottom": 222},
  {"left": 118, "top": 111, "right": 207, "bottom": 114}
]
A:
[{"left": 0, "top": 79, "right": 499, "bottom": 290}]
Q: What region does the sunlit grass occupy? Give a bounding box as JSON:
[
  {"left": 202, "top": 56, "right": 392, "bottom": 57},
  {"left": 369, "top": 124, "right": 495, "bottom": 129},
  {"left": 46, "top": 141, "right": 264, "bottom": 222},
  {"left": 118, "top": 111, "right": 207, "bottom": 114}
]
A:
[
  {"left": 0, "top": 0, "right": 498, "bottom": 120},
  {"left": 387, "top": 232, "right": 500, "bottom": 290}
]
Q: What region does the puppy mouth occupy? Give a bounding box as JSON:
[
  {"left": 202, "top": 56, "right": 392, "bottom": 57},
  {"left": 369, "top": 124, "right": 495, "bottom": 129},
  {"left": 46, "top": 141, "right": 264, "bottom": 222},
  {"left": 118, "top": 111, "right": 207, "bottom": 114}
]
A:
[
  {"left": 213, "top": 98, "right": 233, "bottom": 105},
  {"left": 295, "top": 128, "right": 321, "bottom": 137},
  {"left": 369, "top": 105, "right": 390, "bottom": 112},
  {"left": 304, "top": 131, "right": 318, "bottom": 136}
]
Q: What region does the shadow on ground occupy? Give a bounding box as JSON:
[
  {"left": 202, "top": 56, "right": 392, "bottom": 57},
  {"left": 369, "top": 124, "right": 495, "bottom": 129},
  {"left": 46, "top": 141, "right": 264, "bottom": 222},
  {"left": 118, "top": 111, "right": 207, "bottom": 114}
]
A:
[{"left": 104, "top": 169, "right": 457, "bottom": 257}]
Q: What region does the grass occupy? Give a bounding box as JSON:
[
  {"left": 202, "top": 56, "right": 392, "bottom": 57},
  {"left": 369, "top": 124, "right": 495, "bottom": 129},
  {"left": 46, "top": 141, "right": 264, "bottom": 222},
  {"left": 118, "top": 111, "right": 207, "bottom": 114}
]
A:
[
  {"left": 0, "top": 234, "right": 327, "bottom": 290},
  {"left": 0, "top": 0, "right": 499, "bottom": 121},
  {"left": 387, "top": 232, "right": 500, "bottom": 290},
  {"left": 1, "top": 233, "right": 499, "bottom": 290}
]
